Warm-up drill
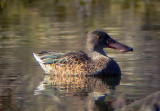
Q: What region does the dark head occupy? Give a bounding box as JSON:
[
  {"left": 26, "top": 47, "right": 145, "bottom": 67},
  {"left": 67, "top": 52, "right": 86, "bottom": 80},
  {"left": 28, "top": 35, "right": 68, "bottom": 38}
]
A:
[{"left": 86, "top": 30, "right": 133, "bottom": 52}]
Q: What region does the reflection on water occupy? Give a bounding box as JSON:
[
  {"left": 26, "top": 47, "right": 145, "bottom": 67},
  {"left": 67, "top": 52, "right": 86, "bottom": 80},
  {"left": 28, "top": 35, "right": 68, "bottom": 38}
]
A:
[
  {"left": 34, "top": 75, "right": 121, "bottom": 111},
  {"left": 35, "top": 75, "right": 121, "bottom": 95},
  {"left": 0, "top": 0, "right": 160, "bottom": 111}
]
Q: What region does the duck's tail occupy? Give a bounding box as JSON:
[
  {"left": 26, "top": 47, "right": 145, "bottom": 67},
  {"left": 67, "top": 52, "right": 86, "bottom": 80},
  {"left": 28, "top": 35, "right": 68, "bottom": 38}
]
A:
[
  {"left": 33, "top": 52, "right": 51, "bottom": 74},
  {"left": 33, "top": 53, "right": 43, "bottom": 64},
  {"left": 33, "top": 51, "right": 66, "bottom": 74}
]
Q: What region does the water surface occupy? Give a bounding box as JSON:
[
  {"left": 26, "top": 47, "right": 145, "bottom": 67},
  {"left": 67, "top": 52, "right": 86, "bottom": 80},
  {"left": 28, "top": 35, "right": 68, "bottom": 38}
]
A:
[{"left": 0, "top": 0, "right": 160, "bottom": 111}]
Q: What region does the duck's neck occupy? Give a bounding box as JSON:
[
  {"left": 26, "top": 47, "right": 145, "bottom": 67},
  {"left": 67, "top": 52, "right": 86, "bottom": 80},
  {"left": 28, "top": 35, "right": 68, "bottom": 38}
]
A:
[{"left": 86, "top": 47, "right": 107, "bottom": 60}]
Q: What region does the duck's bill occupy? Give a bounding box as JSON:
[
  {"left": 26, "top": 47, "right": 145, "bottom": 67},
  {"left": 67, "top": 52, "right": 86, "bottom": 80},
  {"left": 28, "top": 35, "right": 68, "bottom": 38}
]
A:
[{"left": 107, "top": 38, "right": 133, "bottom": 52}]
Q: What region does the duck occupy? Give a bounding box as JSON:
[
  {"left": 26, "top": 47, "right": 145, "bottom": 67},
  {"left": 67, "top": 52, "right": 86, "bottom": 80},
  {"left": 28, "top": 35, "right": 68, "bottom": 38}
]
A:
[{"left": 33, "top": 30, "right": 133, "bottom": 76}]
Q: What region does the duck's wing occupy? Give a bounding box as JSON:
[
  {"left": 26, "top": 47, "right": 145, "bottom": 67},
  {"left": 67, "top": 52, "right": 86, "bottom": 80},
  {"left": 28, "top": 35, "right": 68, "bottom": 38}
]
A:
[
  {"left": 33, "top": 51, "right": 66, "bottom": 64},
  {"left": 33, "top": 51, "right": 90, "bottom": 65},
  {"left": 33, "top": 51, "right": 92, "bottom": 75}
]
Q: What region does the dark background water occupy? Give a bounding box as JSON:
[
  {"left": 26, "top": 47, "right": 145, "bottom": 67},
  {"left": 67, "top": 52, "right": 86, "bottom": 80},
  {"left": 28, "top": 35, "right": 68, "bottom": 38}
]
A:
[{"left": 0, "top": 0, "right": 160, "bottom": 111}]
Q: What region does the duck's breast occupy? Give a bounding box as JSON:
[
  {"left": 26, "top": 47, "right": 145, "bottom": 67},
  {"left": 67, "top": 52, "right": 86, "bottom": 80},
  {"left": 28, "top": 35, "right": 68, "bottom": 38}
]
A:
[{"left": 90, "top": 57, "right": 121, "bottom": 75}]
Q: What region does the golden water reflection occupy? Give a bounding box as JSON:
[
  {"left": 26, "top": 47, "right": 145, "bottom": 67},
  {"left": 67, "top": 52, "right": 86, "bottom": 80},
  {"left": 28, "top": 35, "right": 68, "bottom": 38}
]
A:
[
  {"left": 34, "top": 75, "right": 121, "bottom": 111},
  {"left": 35, "top": 75, "right": 121, "bottom": 95}
]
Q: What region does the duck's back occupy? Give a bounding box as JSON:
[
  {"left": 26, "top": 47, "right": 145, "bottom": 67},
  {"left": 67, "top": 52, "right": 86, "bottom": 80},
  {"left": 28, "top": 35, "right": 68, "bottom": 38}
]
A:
[
  {"left": 33, "top": 51, "right": 91, "bottom": 75},
  {"left": 33, "top": 51, "right": 121, "bottom": 75}
]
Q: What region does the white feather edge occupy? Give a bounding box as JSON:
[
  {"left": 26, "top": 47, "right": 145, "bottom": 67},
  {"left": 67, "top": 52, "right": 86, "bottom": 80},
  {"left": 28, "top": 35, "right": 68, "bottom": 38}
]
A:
[{"left": 33, "top": 53, "right": 43, "bottom": 63}]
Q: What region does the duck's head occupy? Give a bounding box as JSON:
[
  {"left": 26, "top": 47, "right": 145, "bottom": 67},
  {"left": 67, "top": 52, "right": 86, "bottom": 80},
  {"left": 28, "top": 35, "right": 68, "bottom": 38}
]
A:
[{"left": 86, "top": 30, "right": 133, "bottom": 53}]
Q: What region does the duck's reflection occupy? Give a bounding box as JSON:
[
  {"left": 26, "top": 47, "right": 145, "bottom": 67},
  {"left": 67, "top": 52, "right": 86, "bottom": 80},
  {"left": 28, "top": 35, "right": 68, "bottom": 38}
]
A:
[
  {"left": 35, "top": 74, "right": 121, "bottom": 95},
  {"left": 34, "top": 74, "right": 121, "bottom": 111}
]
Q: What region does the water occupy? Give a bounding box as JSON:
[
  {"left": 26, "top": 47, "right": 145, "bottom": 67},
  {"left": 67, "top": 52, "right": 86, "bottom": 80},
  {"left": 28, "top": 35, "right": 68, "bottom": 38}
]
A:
[{"left": 0, "top": 0, "right": 160, "bottom": 111}]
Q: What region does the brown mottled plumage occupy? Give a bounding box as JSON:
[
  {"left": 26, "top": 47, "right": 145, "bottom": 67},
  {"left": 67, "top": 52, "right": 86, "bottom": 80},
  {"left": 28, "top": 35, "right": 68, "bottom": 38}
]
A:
[{"left": 33, "top": 30, "right": 133, "bottom": 76}]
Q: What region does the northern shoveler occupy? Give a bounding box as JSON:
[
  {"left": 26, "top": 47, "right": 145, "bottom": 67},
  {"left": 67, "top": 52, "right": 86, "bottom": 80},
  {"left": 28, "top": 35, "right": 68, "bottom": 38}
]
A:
[{"left": 33, "top": 30, "right": 133, "bottom": 76}]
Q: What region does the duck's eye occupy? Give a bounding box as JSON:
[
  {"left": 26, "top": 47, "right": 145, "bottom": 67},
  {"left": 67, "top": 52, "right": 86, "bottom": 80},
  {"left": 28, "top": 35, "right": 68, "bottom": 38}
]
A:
[{"left": 97, "top": 35, "right": 100, "bottom": 39}]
